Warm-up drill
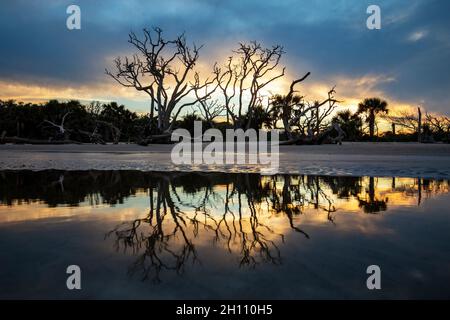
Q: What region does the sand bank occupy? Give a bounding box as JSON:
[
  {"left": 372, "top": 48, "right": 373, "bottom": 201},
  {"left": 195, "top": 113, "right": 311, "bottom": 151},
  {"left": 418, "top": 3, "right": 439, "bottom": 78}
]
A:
[{"left": 1, "top": 142, "right": 450, "bottom": 178}]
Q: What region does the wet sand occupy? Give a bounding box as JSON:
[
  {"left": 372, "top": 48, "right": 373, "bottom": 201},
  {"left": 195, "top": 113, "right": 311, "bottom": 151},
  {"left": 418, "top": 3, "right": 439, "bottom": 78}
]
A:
[{"left": 1, "top": 142, "right": 450, "bottom": 178}]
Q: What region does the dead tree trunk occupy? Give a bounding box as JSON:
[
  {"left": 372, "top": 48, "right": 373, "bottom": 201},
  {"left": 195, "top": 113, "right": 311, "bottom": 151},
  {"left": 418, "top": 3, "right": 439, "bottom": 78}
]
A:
[
  {"left": 43, "top": 111, "right": 72, "bottom": 140},
  {"left": 315, "top": 107, "right": 319, "bottom": 135},
  {"left": 418, "top": 107, "right": 422, "bottom": 143}
]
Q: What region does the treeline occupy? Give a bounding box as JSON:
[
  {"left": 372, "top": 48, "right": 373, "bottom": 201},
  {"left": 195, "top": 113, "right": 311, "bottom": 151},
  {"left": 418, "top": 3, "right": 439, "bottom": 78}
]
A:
[
  {"left": 0, "top": 99, "right": 228, "bottom": 144},
  {"left": 0, "top": 99, "right": 150, "bottom": 144},
  {"left": 3, "top": 27, "right": 449, "bottom": 145},
  {"left": 1, "top": 98, "right": 450, "bottom": 144},
  {"left": 102, "top": 27, "right": 450, "bottom": 145}
]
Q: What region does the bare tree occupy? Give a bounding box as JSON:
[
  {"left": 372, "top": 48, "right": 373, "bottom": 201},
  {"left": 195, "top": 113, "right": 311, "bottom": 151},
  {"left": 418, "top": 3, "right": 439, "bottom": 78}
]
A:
[
  {"left": 43, "top": 111, "right": 72, "bottom": 139},
  {"left": 382, "top": 109, "right": 420, "bottom": 133},
  {"left": 193, "top": 74, "right": 226, "bottom": 127},
  {"left": 269, "top": 72, "right": 339, "bottom": 143},
  {"left": 214, "top": 42, "right": 285, "bottom": 129},
  {"left": 106, "top": 27, "right": 218, "bottom": 140},
  {"left": 195, "top": 98, "right": 226, "bottom": 127},
  {"left": 298, "top": 95, "right": 337, "bottom": 136},
  {"left": 426, "top": 113, "right": 450, "bottom": 138}
]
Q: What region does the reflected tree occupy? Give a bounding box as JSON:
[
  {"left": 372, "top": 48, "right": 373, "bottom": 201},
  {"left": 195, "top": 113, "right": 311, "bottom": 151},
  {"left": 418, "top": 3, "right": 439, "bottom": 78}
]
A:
[
  {"left": 356, "top": 177, "right": 388, "bottom": 213},
  {"left": 106, "top": 177, "right": 198, "bottom": 283},
  {"left": 104, "top": 173, "right": 354, "bottom": 281}
]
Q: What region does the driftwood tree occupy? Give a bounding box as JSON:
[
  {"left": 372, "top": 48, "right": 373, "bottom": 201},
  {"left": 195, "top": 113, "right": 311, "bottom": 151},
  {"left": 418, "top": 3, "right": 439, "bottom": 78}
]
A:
[
  {"left": 382, "top": 109, "right": 420, "bottom": 133},
  {"left": 268, "top": 72, "right": 339, "bottom": 144},
  {"left": 43, "top": 111, "right": 72, "bottom": 139},
  {"left": 381, "top": 107, "right": 437, "bottom": 143},
  {"left": 214, "top": 42, "right": 285, "bottom": 129},
  {"left": 426, "top": 113, "right": 450, "bottom": 139},
  {"left": 192, "top": 75, "right": 226, "bottom": 127},
  {"left": 106, "top": 27, "right": 218, "bottom": 141},
  {"left": 297, "top": 96, "right": 337, "bottom": 136},
  {"left": 195, "top": 98, "right": 226, "bottom": 127}
]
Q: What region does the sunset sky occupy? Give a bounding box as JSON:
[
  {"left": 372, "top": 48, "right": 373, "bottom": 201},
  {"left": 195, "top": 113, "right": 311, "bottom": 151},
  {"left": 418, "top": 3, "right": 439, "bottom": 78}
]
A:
[{"left": 0, "top": 0, "right": 449, "bottom": 115}]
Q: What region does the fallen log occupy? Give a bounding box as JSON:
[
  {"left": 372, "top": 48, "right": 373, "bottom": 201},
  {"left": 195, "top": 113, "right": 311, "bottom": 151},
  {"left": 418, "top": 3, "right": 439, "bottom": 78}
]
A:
[
  {"left": 137, "top": 133, "right": 173, "bottom": 145},
  {"left": 278, "top": 123, "right": 345, "bottom": 146}
]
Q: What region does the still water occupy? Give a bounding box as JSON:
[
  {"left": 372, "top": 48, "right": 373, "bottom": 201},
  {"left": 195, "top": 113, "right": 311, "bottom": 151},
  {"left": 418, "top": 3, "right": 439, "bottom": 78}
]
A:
[{"left": 0, "top": 170, "right": 449, "bottom": 299}]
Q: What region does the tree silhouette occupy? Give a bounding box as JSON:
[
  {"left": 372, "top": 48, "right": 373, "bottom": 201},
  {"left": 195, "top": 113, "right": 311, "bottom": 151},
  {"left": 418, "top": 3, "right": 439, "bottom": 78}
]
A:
[
  {"left": 0, "top": 99, "right": 145, "bottom": 143},
  {"left": 105, "top": 173, "right": 316, "bottom": 281},
  {"left": 356, "top": 177, "right": 388, "bottom": 213},
  {"left": 213, "top": 42, "right": 285, "bottom": 130},
  {"left": 357, "top": 97, "right": 389, "bottom": 139},
  {"left": 332, "top": 109, "right": 363, "bottom": 141},
  {"left": 106, "top": 27, "right": 218, "bottom": 141},
  {"left": 267, "top": 73, "right": 340, "bottom": 144}
]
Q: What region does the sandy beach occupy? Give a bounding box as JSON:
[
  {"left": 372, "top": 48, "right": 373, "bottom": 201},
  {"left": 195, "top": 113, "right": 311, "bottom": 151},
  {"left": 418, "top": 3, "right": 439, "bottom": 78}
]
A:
[{"left": 1, "top": 142, "right": 450, "bottom": 178}]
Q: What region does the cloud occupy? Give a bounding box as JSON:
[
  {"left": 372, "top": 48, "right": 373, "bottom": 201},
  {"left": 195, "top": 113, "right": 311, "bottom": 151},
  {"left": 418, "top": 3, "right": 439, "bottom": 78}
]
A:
[
  {"left": 0, "top": 0, "right": 449, "bottom": 115},
  {"left": 408, "top": 30, "right": 428, "bottom": 42}
]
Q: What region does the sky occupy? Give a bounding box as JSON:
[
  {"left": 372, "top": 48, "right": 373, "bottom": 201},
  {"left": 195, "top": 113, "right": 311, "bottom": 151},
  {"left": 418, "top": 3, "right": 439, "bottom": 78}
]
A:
[{"left": 0, "top": 0, "right": 449, "bottom": 115}]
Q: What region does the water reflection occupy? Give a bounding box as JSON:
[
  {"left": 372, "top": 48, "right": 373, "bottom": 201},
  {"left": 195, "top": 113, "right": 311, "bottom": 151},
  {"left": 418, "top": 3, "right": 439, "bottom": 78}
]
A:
[
  {"left": 2, "top": 171, "right": 447, "bottom": 211},
  {"left": 1, "top": 170, "right": 449, "bottom": 285}
]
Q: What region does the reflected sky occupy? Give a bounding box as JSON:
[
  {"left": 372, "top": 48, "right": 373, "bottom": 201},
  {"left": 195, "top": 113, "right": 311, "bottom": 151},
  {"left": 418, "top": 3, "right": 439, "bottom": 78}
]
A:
[{"left": 0, "top": 171, "right": 449, "bottom": 299}]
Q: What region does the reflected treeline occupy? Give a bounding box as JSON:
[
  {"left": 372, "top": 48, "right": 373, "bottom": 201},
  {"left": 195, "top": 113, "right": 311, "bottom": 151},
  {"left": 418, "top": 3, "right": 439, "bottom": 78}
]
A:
[
  {"left": 1, "top": 170, "right": 449, "bottom": 282},
  {"left": 0, "top": 170, "right": 153, "bottom": 206},
  {"left": 2, "top": 170, "right": 447, "bottom": 209}
]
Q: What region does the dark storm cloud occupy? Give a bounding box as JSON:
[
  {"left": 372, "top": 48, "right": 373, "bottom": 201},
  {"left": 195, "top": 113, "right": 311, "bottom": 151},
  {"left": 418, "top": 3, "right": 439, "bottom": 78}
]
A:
[{"left": 0, "top": 0, "right": 449, "bottom": 112}]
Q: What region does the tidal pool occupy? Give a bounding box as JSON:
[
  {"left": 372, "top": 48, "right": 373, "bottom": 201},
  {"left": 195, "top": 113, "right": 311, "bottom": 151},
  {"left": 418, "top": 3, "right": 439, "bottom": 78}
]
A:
[{"left": 0, "top": 170, "right": 449, "bottom": 299}]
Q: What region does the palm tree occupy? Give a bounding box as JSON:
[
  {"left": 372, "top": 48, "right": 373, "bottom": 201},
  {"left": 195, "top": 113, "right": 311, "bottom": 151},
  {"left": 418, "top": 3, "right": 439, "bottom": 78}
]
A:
[
  {"left": 357, "top": 98, "right": 388, "bottom": 138},
  {"left": 332, "top": 110, "right": 363, "bottom": 141}
]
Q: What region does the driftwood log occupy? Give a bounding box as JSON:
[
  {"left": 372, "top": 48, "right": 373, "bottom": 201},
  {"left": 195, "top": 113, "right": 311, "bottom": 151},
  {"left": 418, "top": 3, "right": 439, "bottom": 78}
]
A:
[{"left": 279, "top": 123, "right": 345, "bottom": 145}]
